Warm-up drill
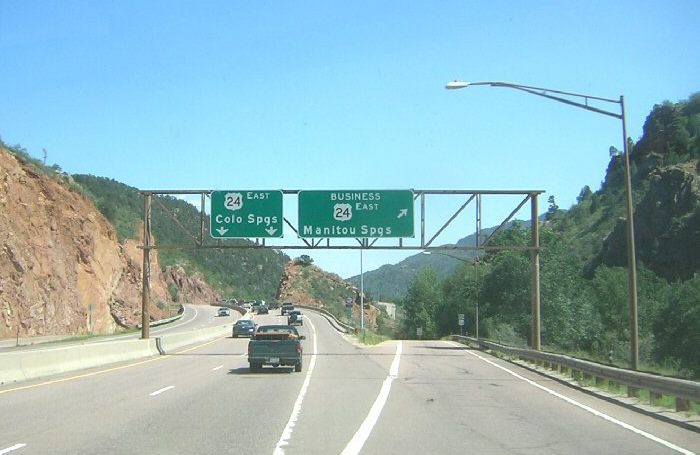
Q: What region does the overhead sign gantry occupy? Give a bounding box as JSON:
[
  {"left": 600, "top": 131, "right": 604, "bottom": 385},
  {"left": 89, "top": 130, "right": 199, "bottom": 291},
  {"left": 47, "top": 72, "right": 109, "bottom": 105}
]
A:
[{"left": 138, "top": 188, "right": 543, "bottom": 346}]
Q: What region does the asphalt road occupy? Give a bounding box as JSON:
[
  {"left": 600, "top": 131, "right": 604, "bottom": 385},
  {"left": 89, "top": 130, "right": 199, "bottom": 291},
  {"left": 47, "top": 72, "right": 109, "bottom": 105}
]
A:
[
  {"left": 0, "top": 310, "right": 697, "bottom": 455},
  {"left": 0, "top": 304, "right": 234, "bottom": 351}
]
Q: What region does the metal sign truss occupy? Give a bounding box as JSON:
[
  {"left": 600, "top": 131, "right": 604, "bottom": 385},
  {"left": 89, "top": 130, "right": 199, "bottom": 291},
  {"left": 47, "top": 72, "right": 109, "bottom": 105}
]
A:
[
  {"left": 139, "top": 189, "right": 544, "bottom": 252},
  {"left": 138, "top": 188, "right": 544, "bottom": 349}
]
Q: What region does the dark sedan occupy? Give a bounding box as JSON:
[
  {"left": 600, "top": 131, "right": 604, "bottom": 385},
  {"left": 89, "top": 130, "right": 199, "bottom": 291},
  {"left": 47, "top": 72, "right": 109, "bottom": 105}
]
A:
[{"left": 232, "top": 319, "right": 257, "bottom": 338}]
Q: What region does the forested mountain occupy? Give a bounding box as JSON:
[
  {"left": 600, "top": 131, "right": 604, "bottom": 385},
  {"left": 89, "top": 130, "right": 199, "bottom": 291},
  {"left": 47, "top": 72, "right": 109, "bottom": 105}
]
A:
[
  {"left": 398, "top": 93, "right": 700, "bottom": 378},
  {"left": 347, "top": 224, "right": 527, "bottom": 301},
  {"left": 346, "top": 231, "right": 482, "bottom": 301},
  {"left": 72, "top": 175, "right": 289, "bottom": 301}
]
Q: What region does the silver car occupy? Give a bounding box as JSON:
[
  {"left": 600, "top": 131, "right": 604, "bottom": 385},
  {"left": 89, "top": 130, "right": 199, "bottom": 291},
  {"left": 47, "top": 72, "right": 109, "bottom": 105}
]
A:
[{"left": 218, "top": 307, "right": 231, "bottom": 317}]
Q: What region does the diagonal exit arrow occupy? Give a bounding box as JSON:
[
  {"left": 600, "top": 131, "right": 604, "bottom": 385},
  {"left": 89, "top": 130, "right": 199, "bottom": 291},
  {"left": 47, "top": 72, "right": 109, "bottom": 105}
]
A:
[
  {"left": 397, "top": 208, "right": 408, "bottom": 219},
  {"left": 266, "top": 226, "right": 277, "bottom": 236},
  {"left": 216, "top": 227, "right": 228, "bottom": 236}
]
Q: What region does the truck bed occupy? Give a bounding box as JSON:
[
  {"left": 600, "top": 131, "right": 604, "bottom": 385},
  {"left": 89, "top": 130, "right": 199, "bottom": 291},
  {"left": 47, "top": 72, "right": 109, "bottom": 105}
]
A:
[{"left": 247, "top": 325, "right": 304, "bottom": 372}]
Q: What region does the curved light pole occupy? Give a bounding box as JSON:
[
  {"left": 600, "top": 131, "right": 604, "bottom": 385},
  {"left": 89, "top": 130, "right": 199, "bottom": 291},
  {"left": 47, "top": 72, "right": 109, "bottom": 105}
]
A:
[
  {"left": 446, "top": 80, "right": 639, "bottom": 370},
  {"left": 422, "top": 251, "right": 480, "bottom": 340}
]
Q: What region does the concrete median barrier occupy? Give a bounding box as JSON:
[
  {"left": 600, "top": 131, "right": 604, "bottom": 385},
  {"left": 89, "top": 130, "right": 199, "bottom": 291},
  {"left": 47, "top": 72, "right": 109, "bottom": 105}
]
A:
[
  {"left": 0, "top": 338, "right": 158, "bottom": 385},
  {"left": 156, "top": 324, "right": 232, "bottom": 354},
  {"left": 0, "top": 324, "right": 234, "bottom": 385}
]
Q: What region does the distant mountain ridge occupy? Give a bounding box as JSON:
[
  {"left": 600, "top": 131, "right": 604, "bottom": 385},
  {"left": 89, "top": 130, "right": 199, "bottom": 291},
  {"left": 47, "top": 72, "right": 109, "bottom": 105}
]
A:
[{"left": 347, "top": 226, "right": 500, "bottom": 301}]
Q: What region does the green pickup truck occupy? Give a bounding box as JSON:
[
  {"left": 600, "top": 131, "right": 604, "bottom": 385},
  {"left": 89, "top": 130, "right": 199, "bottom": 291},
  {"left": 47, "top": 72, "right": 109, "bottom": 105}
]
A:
[{"left": 247, "top": 325, "right": 306, "bottom": 372}]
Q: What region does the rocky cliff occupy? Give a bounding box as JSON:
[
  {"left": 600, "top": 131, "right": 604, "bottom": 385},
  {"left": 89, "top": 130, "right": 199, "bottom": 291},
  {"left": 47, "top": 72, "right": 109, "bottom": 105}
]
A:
[
  {"left": 0, "top": 147, "right": 179, "bottom": 337},
  {"left": 165, "top": 265, "right": 221, "bottom": 305},
  {"left": 277, "top": 261, "right": 380, "bottom": 331},
  {"left": 594, "top": 160, "right": 700, "bottom": 281}
]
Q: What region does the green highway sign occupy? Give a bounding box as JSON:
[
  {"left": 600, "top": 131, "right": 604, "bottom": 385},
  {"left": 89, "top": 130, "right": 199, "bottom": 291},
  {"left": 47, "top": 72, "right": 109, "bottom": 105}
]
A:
[
  {"left": 210, "top": 190, "right": 283, "bottom": 238},
  {"left": 298, "top": 190, "right": 414, "bottom": 238}
]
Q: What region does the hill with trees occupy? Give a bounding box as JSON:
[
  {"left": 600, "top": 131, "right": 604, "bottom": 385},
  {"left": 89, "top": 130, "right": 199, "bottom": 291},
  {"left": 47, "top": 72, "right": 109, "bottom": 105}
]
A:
[
  {"left": 397, "top": 92, "right": 700, "bottom": 378},
  {"left": 347, "top": 223, "right": 525, "bottom": 301},
  {"left": 72, "top": 175, "right": 289, "bottom": 301}
]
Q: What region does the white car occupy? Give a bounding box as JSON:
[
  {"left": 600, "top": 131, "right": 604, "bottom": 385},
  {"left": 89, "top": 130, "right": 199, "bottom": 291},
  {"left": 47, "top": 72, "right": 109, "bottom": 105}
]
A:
[{"left": 218, "top": 307, "right": 231, "bottom": 317}]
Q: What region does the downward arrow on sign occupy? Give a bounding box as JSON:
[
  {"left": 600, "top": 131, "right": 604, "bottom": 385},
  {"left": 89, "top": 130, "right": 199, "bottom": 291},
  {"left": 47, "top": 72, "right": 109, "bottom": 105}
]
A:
[
  {"left": 266, "top": 227, "right": 277, "bottom": 236},
  {"left": 216, "top": 227, "right": 228, "bottom": 236}
]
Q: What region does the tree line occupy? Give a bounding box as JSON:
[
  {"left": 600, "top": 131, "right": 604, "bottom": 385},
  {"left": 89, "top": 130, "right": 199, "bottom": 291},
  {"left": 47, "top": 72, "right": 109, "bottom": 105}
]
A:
[{"left": 398, "top": 93, "right": 700, "bottom": 379}]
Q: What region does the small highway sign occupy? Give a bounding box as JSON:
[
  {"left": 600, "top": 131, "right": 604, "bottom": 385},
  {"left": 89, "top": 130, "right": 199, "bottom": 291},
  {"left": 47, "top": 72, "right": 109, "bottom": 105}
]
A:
[
  {"left": 298, "top": 190, "right": 414, "bottom": 238},
  {"left": 458, "top": 314, "right": 465, "bottom": 326},
  {"left": 210, "top": 190, "right": 283, "bottom": 238}
]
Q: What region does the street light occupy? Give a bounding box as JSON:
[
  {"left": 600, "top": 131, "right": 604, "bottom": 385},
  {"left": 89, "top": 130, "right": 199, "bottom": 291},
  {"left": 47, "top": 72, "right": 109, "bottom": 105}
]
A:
[
  {"left": 422, "top": 251, "right": 480, "bottom": 340},
  {"left": 446, "top": 80, "right": 639, "bottom": 369}
]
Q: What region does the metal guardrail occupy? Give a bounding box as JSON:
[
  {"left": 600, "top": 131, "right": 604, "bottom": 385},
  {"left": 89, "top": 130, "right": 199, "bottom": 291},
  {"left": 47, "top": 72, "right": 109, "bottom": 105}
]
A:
[
  {"left": 211, "top": 302, "right": 247, "bottom": 316},
  {"left": 137, "top": 304, "right": 184, "bottom": 329},
  {"left": 296, "top": 305, "right": 354, "bottom": 333},
  {"left": 449, "top": 335, "right": 700, "bottom": 412}
]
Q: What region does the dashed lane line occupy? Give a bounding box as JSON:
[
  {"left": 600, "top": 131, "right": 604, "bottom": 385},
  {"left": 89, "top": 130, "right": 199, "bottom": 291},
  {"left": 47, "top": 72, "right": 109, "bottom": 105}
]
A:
[
  {"left": 0, "top": 444, "right": 26, "bottom": 454},
  {"left": 149, "top": 385, "right": 175, "bottom": 397},
  {"left": 0, "top": 336, "right": 226, "bottom": 395}
]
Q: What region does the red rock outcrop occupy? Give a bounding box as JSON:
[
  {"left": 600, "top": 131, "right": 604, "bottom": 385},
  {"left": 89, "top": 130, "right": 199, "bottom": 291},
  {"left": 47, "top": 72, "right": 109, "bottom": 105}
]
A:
[
  {"left": 164, "top": 265, "right": 221, "bottom": 306},
  {"left": 0, "top": 148, "right": 174, "bottom": 337},
  {"left": 276, "top": 261, "right": 379, "bottom": 331}
]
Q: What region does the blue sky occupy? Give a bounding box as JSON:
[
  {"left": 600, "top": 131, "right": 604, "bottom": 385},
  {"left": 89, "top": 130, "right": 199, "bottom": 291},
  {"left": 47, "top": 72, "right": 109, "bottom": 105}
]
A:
[{"left": 2, "top": 1, "right": 699, "bottom": 279}]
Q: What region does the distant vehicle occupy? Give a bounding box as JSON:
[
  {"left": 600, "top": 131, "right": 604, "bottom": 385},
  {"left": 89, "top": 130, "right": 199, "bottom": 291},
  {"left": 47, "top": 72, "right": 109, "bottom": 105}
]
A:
[
  {"left": 248, "top": 325, "right": 305, "bottom": 372},
  {"left": 281, "top": 303, "right": 294, "bottom": 315},
  {"left": 251, "top": 301, "right": 261, "bottom": 312},
  {"left": 287, "top": 310, "right": 303, "bottom": 326},
  {"left": 242, "top": 303, "right": 252, "bottom": 311},
  {"left": 232, "top": 319, "right": 257, "bottom": 338},
  {"left": 257, "top": 304, "right": 269, "bottom": 315},
  {"left": 218, "top": 307, "right": 231, "bottom": 317},
  {"left": 228, "top": 298, "right": 239, "bottom": 306}
]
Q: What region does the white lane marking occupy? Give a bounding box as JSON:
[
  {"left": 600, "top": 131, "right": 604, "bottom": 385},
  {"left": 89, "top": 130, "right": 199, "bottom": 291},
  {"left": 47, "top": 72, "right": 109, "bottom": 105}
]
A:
[
  {"left": 212, "top": 365, "right": 224, "bottom": 371},
  {"left": 151, "top": 305, "right": 208, "bottom": 334},
  {"left": 151, "top": 305, "right": 198, "bottom": 335},
  {"left": 273, "top": 318, "right": 318, "bottom": 455},
  {"left": 0, "top": 336, "right": 227, "bottom": 396},
  {"left": 341, "top": 341, "right": 403, "bottom": 455},
  {"left": 0, "top": 444, "right": 26, "bottom": 454},
  {"left": 446, "top": 342, "right": 696, "bottom": 455},
  {"left": 149, "top": 385, "right": 175, "bottom": 397},
  {"left": 239, "top": 353, "right": 247, "bottom": 357}
]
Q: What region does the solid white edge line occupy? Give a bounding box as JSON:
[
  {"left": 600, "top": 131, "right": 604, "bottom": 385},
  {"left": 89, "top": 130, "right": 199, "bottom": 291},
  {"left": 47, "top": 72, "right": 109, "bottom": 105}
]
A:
[
  {"left": 149, "top": 385, "right": 175, "bottom": 397},
  {"left": 152, "top": 304, "right": 198, "bottom": 335},
  {"left": 0, "top": 444, "right": 26, "bottom": 455},
  {"left": 341, "top": 341, "right": 403, "bottom": 455},
  {"left": 446, "top": 341, "right": 695, "bottom": 455},
  {"left": 273, "top": 318, "right": 318, "bottom": 455},
  {"left": 212, "top": 365, "right": 224, "bottom": 371}
]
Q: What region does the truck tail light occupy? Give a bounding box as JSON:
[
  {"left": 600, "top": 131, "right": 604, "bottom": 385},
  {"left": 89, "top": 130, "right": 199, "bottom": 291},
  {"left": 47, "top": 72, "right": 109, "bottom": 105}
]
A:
[{"left": 296, "top": 344, "right": 302, "bottom": 354}]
